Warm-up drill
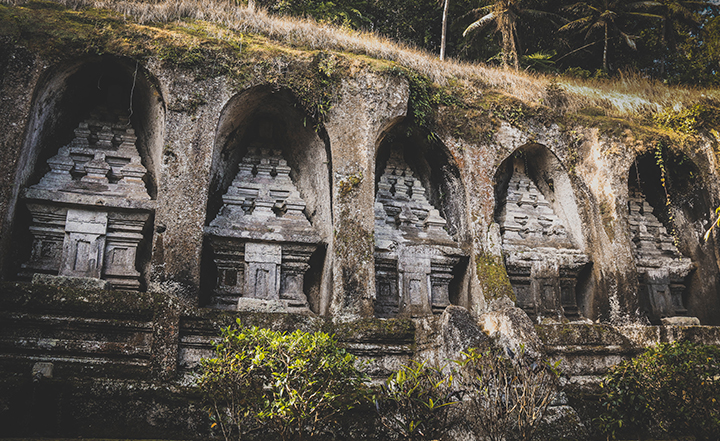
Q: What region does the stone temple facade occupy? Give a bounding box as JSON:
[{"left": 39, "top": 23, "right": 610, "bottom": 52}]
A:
[
  {"left": 498, "top": 157, "right": 589, "bottom": 321},
  {"left": 204, "top": 125, "right": 321, "bottom": 311},
  {"left": 374, "top": 148, "right": 466, "bottom": 318},
  {"left": 19, "top": 108, "right": 154, "bottom": 291},
  {"left": 628, "top": 189, "right": 694, "bottom": 323},
  {"left": 1, "top": 23, "right": 720, "bottom": 438}
]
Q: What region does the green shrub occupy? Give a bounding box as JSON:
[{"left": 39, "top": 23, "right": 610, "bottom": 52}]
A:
[
  {"left": 375, "top": 360, "right": 459, "bottom": 440},
  {"left": 563, "top": 66, "right": 593, "bottom": 79},
  {"left": 597, "top": 341, "right": 720, "bottom": 440},
  {"left": 198, "top": 320, "right": 369, "bottom": 441},
  {"left": 654, "top": 100, "right": 720, "bottom": 135},
  {"left": 455, "top": 346, "right": 561, "bottom": 441}
]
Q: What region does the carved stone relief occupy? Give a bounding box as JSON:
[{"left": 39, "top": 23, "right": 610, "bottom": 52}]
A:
[
  {"left": 20, "top": 108, "right": 154, "bottom": 290},
  {"left": 374, "top": 149, "right": 466, "bottom": 318},
  {"left": 204, "top": 135, "right": 321, "bottom": 311},
  {"left": 498, "top": 157, "right": 589, "bottom": 321},
  {"left": 628, "top": 189, "right": 694, "bottom": 323}
]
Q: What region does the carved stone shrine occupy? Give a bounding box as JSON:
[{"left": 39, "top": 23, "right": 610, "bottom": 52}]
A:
[
  {"left": 498, "top": 158, "right": 589, "bottom": 321},
  {"left": 20, "top": 108, "right": 154, "bottom": 290},
  {"left": 374, "top": 149, "right": 466, "bottom": 318},
  {"left": 204, "top": 140, "right": 320, "bottom": 310},
  {"left": 628, "top": 189, "right": 694, "bottom": 323}
]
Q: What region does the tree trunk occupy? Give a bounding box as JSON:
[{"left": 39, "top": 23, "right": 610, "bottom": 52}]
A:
[
  {"left": 603, "top": 22, "right": 608, "bottom": 71},
  {"left": 660, "top": 18, "right": 667, "bottom": 76},
  {"left": 510, "top": 20, "right": 519, "bottom": 70},
  {"left": 440, "top": 0, "right": 449, "bottom": 60}
]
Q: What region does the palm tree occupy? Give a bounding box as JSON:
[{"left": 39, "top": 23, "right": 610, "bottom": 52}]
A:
[
  {"left": 462, "top": 0, "right": 555, "bottom": 70},
  {"left": 559, "top": 1, "right": 662, "bottom": 72}
]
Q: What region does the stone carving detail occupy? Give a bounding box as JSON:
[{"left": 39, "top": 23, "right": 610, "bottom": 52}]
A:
[
  {"left": 374, "top": 149, "right": 466, "bottom": 318},
  {"left": 498, "top": 158, "right": 589, "bottom": 321},
  {"left": 204, "top": 146, "right": 320, "bottom": 310},
  {"left": 20, "top": 109, "right": 154, "bottom": 290},
  {"left": 628, "top": 189, "right": 694, "bottom": 323}
]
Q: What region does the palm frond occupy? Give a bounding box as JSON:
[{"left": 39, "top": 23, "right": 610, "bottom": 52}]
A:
[
  {"left": 558, "top": 15, "right": 593, "bottom": 32},
  {"left": 522, "top": 9, "right": 569, "bottom": 26},
  {"left": 562, "top": 2, "right": 592, "bottom": 13},
  {"left": 463, "top": 12, "right": 497, "bottom": 37},
  {"left": 621, "top": 32, "right": 638, "bottom": 50},
  {"left": 600, "top": 10, "right": 618, "bottom": 21},
  {"left": 625, "top": 11, "right": 663, "bottom": 19},
  {"left": 627, "top": 1, "right": 663, "bottom": 10}
]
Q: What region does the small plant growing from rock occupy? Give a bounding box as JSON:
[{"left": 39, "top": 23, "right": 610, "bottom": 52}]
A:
[
  {"left": 455, "top": 346, "right": 561, "bottom": 441},
  {"left": 198, "top": 320, "right": 369, "bottom": 441},
  {"left": 597, "top": 341, "right": 720, "bottom": 440},
  {"left": 375, "top": 360, "right": 459, "bottom": 440}
]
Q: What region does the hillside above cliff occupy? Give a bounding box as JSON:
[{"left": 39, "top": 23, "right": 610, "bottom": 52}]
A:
[{"left": 3, "top": 0, "right": 720, "bottom": 152}]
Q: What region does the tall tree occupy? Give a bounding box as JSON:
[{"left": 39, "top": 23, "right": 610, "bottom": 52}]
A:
[
  {"left": 462, "top": 0, "right": 556, "bottom": 69},
  {"left": 559, "top": 1, "right": 662, "bottom": 72},
  {"left": 440, "top": 0, "right": 450, "bottom": 60},
  {"left": 655, "top": 0, "right": 709, "bottom": 74}
]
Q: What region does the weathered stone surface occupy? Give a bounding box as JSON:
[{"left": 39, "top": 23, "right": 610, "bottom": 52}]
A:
[
  {"left": 324, "top": 73, "right": 409, "bottom": 322},
  {"left": 374, "top": 147, "right": 466, "bottom": 318},
  {"left": 498, "top": 157, "right": 589, "bottom": 322},
  {"left": 0, "top": 43, "right": 42, "bottom": 283},
  {"left": 661, "top": 316, "right": 701, "bottom": 326},
  {"left": 19, "top": 111, "right": 154, "bottom": 291},
  {"left": 2, "top": 6, "right": 720, "bottom": 439},
  {"left": 536, "top": 404, "right": 588, "bottom": 440},
  {"left": 32, "top": 273, "right": 110, "bottom": 290},
  {"left": 478, "top": 297, "right": 544, "bottom": 359},
  {"left": 628, "top": 189, "right": 695, "bottom": 323},
  {"left": 205, "top": 143, "right": 321, "bottom": 310},
  {"left": 439, "top": 305, "right": 489, "bottom": 359}
]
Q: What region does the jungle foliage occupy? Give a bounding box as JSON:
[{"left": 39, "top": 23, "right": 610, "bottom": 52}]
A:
[
  {"left": 198, "top": 320, "right": 369, "bottom": 441},
  {"left": 199, "top": 321, "right": 562, "bottom": 441},
  {"left": 597, "top": 341, "right": 720, "bottom": 440},
  {"left": 244, "top": 0, "right": 720, "bottom": 85}
]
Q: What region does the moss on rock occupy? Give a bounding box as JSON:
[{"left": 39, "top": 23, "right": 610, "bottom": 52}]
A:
[{"left": 475, "top": 251, "right": 514, "bottom": 302}]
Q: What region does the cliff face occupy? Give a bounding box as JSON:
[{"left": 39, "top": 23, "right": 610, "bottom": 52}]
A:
[{"left": 1, "top": 2, "right": 720, "bottom": 439}]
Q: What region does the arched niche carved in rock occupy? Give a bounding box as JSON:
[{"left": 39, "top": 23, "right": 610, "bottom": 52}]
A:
[
  {"left": 373, "top": 122, "right": 469, "bottom": 318},
  {"left": 628, "top": 152, "right": 720, "bottom": 325},
  {"left": 202, "top": 86, "right": 332, "bottom": 314},
  {"left": 494, "top": 144, "right": 590, "bottom": 321},
  {"left": 12, "top": 57, "right": 163, "bottom": 291}
]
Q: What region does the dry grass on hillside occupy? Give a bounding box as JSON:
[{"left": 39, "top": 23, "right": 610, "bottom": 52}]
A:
[{"left": 2, "top": 0, "right": 719, "bottom": 118}]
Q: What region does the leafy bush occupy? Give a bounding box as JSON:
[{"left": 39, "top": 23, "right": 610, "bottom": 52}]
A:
[
  {"left": 375, "top": 360, "right": 459, "bottom": 440},
  {"left": 654, "top": 100, "right": 720, "bottom": 135},
  {"left": 455, "top": 346, "right": 561, "bottom": 441},
  {"left": 597, "top": 341, "right": 720, "bottom": 440},
  {"left": 563, "top": 66, "right": 593, "bottom": 79},
  {"left": 198, "top": 320, "right": 369, "bottom": 441}
]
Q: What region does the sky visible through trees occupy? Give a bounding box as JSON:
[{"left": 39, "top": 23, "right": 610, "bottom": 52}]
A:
[{"left": 249, "top": 0, "right": 720, "bottom": 85}]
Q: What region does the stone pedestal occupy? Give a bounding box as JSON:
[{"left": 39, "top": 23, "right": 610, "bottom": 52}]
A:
[
  {"left": 244, "top": 243, "right": 282, "bottom": 301},
  {"left": 498, "top": 158, "right": 589, "bottom": 321},
  {"left": 628, "top": 190, "right": 694, "bottom": 323},
  {"left": 373, "top": 148, "right": 466, "bottom": 318},
  {"left": 20, "top": 112, "right": 154, "bottom": 290},
  {"left": 205, "top": 146, "right": 321, "bottom": 311}
]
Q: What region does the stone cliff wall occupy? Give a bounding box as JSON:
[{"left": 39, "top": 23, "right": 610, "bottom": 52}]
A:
[{"left": 1, "top": 2, "right": 720, "bottom": 439}]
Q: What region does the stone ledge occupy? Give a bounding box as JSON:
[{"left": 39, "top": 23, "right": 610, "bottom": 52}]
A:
[
  {"left": 0, "top": 282, "right": 157, "bottom": 318},
  {"left": 32, "top": 273, "right": 110, "bottom": 290}
]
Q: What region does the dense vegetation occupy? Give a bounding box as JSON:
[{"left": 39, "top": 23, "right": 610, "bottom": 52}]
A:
[
  {"left": 199, "top": 321, "right": 369, "bottom": 441},
  {"left": 200, "top": 322, "right": 561, "bottom": 440},
  {"left": 597, "top": 341, "right": 720, "bottom": 440},
  {"left": 248, "top": 0, "right": 720, "bottom": 85}
]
